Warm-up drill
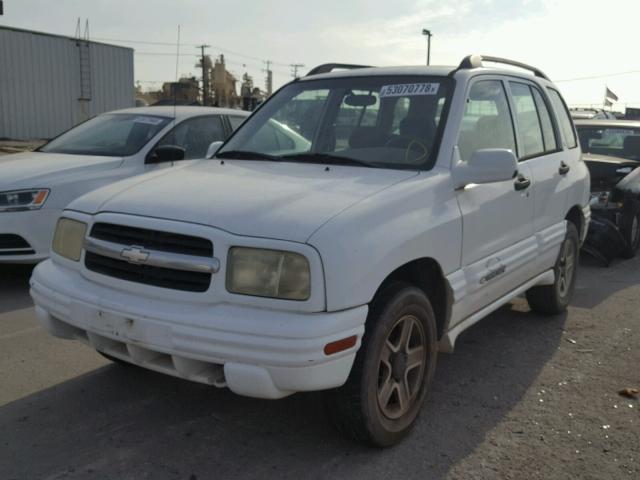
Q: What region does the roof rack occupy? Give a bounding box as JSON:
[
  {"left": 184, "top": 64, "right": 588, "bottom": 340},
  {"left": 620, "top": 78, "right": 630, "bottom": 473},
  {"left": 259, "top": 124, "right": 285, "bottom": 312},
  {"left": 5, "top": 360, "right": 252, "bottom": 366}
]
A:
[
  {"left": 457, "top": 55, "right": 550, "bottom": 80},
  {"left": 306, "top": 63, "right": 372, "bottom": 76}
]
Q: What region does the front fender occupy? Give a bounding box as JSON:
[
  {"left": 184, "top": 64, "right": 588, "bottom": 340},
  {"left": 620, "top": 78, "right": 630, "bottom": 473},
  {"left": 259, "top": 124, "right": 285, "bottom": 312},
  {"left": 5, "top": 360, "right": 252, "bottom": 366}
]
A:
[{"left": 308, "top": 168, "right": 462, "bottom": 311}]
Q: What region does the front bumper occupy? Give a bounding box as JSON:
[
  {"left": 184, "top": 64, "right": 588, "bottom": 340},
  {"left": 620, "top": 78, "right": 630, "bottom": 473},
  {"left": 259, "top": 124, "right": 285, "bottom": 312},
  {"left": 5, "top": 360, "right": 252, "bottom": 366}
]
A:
[
  {"left": 0, "top": 209, "right": 59, "bottom": 263},
  {"left": 30, "top": 259, "right": 367, "bottom": 399}
]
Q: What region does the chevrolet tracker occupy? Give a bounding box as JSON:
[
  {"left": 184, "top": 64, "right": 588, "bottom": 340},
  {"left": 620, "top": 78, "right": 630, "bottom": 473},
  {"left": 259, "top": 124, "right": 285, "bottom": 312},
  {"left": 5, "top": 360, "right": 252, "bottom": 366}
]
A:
[{"left": 31, "top": 55, "right": 591, "bottom": 447}]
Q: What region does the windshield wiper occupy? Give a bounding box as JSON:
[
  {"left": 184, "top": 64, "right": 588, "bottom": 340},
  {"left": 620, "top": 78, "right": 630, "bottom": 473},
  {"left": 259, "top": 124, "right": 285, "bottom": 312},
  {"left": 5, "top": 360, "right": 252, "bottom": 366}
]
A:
[
  {"left": 280, "top": 152, "right": 381, "bottom": 168},
  {"left": 216, "top": 150, "right": 283, "bottom": 162}
]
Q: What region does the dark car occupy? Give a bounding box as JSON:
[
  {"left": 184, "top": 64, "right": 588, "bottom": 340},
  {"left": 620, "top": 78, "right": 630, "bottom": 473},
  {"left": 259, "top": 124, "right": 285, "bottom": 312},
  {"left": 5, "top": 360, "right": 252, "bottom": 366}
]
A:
[
  {"left": 570, "top": 108, "right": 617, "bottom": 120},
  {"left": 575, "top": 119, "right": 640, "bottom": 263}
]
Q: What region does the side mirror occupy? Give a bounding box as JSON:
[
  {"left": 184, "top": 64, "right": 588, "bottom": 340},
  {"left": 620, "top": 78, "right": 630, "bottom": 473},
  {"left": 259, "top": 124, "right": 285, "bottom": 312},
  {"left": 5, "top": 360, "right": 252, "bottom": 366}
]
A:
[
  {"left": 148, "top": 145, "right": 185, "bottom": 164},
  {"left": 453, "top": 148, "right": 518, "bottom": 189},
  {"left": 206, "top": 141, "right": 224, "bottom": 159}
]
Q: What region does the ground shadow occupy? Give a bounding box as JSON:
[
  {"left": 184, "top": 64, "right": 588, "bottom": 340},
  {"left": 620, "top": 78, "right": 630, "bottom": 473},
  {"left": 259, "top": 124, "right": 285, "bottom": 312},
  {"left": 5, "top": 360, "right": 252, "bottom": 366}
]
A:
[
  {"left": 1, "top": 299, "right": 566, "bottom": 480},
  {"left": 0, "top": 265, "right": 34, "bottom": 314},
  {"left": 572, "top": 256, "right": 640, "bottom": 309}
]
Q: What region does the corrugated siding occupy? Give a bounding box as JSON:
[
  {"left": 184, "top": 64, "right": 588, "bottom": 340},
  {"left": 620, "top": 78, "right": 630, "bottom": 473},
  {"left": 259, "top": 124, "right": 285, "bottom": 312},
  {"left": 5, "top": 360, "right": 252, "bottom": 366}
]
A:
[{"left": 0, "top": 27, "right": 134, "bottom": 140}]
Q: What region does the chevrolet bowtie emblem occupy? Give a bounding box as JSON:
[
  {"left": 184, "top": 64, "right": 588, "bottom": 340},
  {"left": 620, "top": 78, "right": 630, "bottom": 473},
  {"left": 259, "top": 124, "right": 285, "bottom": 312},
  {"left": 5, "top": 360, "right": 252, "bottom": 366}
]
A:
[{"left": 120, "top": 246, "right": 150, "bottom": 264}]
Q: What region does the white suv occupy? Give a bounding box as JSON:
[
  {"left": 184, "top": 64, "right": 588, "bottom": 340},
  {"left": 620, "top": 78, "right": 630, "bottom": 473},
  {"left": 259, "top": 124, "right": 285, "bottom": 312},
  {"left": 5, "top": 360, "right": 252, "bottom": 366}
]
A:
[{"left": 31, "top": 55, "right": 590, "bottom": 447}]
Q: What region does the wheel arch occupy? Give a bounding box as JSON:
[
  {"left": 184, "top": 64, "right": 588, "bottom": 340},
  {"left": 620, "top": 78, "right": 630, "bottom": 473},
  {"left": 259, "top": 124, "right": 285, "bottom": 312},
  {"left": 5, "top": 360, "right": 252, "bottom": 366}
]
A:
[
  {"left": 566, "top": 205, "right": 585, "bottom": 239},
  {"left": 371, "top": 257, "right": 453, "bottom": 340}
]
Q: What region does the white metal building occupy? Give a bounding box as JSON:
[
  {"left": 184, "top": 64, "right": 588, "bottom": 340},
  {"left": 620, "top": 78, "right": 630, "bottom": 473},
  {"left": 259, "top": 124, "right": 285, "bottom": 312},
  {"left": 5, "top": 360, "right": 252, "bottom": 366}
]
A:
[{"left": 0, "top": 26, "right": 134, "bottom": 140}]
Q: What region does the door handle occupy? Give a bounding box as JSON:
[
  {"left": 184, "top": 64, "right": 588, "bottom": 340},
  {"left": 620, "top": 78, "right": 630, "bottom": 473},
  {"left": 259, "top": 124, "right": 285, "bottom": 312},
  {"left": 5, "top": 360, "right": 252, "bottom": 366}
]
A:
[
  {"left": 559, "top": 161, "right": 571, "bottom": 175},
  {"left": 514, "top": 175, "right": 531, "bottom": 191}
]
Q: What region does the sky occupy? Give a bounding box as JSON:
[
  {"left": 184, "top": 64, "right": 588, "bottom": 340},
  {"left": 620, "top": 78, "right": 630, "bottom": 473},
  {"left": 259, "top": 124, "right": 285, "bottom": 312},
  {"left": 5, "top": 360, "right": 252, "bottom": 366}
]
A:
[{"left": 2, "top": 0, "right": 640, "bottom": 108}]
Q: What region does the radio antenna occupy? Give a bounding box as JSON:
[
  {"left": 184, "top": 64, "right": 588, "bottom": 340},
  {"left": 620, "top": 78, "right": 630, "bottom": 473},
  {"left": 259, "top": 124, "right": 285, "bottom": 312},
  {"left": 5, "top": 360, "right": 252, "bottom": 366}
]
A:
[{"left": 171, "top": 25, "right": 181, "bottom": 143}]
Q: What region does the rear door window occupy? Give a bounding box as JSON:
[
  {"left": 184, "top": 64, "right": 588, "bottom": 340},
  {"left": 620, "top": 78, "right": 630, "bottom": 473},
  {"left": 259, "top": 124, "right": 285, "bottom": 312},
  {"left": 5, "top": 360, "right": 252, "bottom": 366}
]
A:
[
  {"left": 531, "top": 88, "right": 558, "bottom": 152},
  {"left": 510, "top": 82, "right": 545, "bottom": 158}
]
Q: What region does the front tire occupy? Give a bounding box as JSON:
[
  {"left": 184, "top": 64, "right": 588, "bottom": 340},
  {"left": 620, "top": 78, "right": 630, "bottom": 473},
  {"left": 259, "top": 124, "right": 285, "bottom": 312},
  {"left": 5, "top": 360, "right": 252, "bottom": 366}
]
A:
[
  {"left": 526, "top": 221, "right": 579, "bottom": 314},
  {"left": 325, "top": 282, "right": 438, "bottom": 447}
]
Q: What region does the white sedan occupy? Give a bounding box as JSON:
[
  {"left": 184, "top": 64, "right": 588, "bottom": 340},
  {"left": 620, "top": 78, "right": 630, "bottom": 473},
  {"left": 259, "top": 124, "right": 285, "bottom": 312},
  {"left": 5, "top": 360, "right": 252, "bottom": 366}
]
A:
[{"left": 0, "top": 106, "right": 249, "bottom": 263}]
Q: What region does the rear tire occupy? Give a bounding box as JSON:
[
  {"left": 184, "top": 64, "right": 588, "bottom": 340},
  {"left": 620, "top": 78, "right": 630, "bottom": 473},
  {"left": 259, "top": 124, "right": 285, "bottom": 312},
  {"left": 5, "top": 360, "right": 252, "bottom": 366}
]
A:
[
  {"left": 526, "top": 222, "right": 579, "bottom": 315},
  {"left": 324, "top": 282, "right": 438, "bottom": 447},
  {"left": 621, "top": 202, "right": 640, "bottom": 259}
]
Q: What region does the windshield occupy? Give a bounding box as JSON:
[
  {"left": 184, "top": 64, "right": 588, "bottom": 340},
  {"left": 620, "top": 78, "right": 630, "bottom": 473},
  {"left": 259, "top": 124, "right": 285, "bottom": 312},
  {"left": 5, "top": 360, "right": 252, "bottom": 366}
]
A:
[
  {"left": 40, "top": 113, "right": 172, "bottom": 157},
  {"left": 218, "top": 76, "right": 453, "bottom": 170},
  {"left": 577, "top": 125, "right": 640, "bottom": 161}
]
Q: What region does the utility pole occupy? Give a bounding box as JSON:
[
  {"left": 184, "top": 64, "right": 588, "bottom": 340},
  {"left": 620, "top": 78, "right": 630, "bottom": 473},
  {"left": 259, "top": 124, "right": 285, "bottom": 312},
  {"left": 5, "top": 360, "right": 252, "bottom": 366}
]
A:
[
  {"left": 290, "top": 63, "right": 305, "bottom": 79},
  {"left": 422, "top": 29, "right": 432, "bottom": 66},
  {"left": 196, "top": 44, "right": 211, "bottom": 105},
  {"left": 264, "top": 60, "right": 273, "bottom": 96}
]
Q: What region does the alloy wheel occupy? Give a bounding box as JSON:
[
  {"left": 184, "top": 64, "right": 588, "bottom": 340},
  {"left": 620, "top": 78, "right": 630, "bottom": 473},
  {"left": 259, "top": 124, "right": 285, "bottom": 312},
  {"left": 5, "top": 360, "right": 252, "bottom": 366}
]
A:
[
  {"left": 377, "top": 314, "right": 426, "bottom": 420},
  {"left": 557, "top": 238, "right": 576, "bottom": 298}
]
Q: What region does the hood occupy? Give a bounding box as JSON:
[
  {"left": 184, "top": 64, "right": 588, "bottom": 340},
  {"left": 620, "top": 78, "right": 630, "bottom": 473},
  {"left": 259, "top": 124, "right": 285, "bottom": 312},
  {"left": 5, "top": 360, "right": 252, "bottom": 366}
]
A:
[
  {"left": 583, "top": 154, "right": 640, "bottom": 192},
  {"left": 70, "top": 160, "right": 418, "bottom": 243},
  {"left": 615, "top": 165, "right": 640, "bottom": 196},
  {"left": 582, "top": 153, "right": 639, "bottom": 166},
  {"left": 0, "top": 152, "right": 123, "bottom": 189}
]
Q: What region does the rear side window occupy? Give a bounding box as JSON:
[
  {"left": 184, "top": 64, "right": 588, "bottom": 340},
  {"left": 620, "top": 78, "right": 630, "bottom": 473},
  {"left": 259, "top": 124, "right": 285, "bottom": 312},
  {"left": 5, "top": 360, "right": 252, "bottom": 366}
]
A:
[
  {"left": 547, "top": 89, "right": 577, "bottom": 149},
  {"left": 458, "top": 80, "right": 517, "bottom": 162}
]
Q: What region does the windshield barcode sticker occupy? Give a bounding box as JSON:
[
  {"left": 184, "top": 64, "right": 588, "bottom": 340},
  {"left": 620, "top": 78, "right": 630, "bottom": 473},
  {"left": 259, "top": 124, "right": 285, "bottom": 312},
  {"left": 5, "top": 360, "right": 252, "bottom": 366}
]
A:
[
  {"left": 134, "top": 116, "right": 164, "bottom": 125},
  {"left": 380, "top": 83, "right": 439, "bottom": 97}
]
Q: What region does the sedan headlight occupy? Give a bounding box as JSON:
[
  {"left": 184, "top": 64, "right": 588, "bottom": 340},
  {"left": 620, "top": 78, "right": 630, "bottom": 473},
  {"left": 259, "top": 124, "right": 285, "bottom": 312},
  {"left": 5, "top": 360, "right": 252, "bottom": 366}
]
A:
[
  {"left": 52, "top": 218, "right": 87, "bottom": 261},
  {"left": 0, "top": 189, "right": 49, "bottom": 212},
  {"left": 226, "top": 247, "right": 310, "bottom": 300}
]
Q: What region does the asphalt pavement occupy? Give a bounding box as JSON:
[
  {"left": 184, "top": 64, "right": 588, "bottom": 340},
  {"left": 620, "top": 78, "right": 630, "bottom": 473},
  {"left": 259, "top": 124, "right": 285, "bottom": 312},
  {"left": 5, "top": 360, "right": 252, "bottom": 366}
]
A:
[{"left": 1, "top": 256, "right": 638, "bottom": 480}]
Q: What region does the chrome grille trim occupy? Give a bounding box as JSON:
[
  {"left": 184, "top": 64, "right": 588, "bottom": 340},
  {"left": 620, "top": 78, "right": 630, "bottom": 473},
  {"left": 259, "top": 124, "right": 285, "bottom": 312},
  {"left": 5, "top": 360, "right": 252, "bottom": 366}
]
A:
[{"left": 84, "top": 237, "right": 220, "bottom": 274}]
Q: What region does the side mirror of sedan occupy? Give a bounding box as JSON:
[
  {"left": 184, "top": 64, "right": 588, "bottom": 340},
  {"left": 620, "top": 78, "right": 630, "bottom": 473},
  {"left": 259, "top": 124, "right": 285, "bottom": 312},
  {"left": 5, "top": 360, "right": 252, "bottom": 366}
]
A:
[
  {"left": 206, "top": 141, "right": 224, "bottom": 159},
  {"left": 148, "top": 145, "right": 186, "bottom": 164}
]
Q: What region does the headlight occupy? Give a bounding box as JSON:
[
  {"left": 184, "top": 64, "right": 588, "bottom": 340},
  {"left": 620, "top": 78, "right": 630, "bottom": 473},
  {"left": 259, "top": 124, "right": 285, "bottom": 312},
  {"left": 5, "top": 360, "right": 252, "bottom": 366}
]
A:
[
  {"left": 0, "top": 189, "right": 49, "bottom": 212},
  {"left": 226, "top": 247, "right": 310, "bottom": 300},
  {"left": 52, "top": 218, "right": 87, "bottom": 261}
]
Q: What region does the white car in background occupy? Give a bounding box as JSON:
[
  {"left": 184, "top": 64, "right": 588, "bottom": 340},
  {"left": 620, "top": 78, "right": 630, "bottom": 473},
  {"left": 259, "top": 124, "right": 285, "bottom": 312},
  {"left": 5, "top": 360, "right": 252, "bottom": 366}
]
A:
[{"left": 0, "top": 106, "right": 249, "bottom": 263}]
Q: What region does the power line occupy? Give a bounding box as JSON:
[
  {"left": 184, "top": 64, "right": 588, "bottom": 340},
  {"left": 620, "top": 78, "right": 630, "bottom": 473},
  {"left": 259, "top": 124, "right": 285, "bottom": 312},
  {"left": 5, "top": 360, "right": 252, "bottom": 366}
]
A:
[
  {"left": 92, "top": 36, "right": 291, "bottom": 66},
  {"left": 135, "top": 51, "right": 198, "bottom": 56},
  {"left": 555, "top": 70, "right": 640, "bottom": 82},
  {"left": 134, "top": 51, "right": 290, "bottom": 75},
  {"left": 290, "top": 63, "right": 305, "bottom": 79}
]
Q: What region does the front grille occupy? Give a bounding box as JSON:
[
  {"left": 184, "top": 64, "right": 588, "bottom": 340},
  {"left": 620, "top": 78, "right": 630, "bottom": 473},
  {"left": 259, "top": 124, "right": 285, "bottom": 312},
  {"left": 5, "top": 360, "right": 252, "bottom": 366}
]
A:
[
  {"left": 85, "top": 223, "right": 214, "bottom": 292},
  {"left": 85, "top": 252, "right": 211, "bottom": 292},
  {"left": 0, "top": 234, "right": 34, "bottom": 255},
  {"left": 90, "top": 223, "right": 213, "bottom": 257}
]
